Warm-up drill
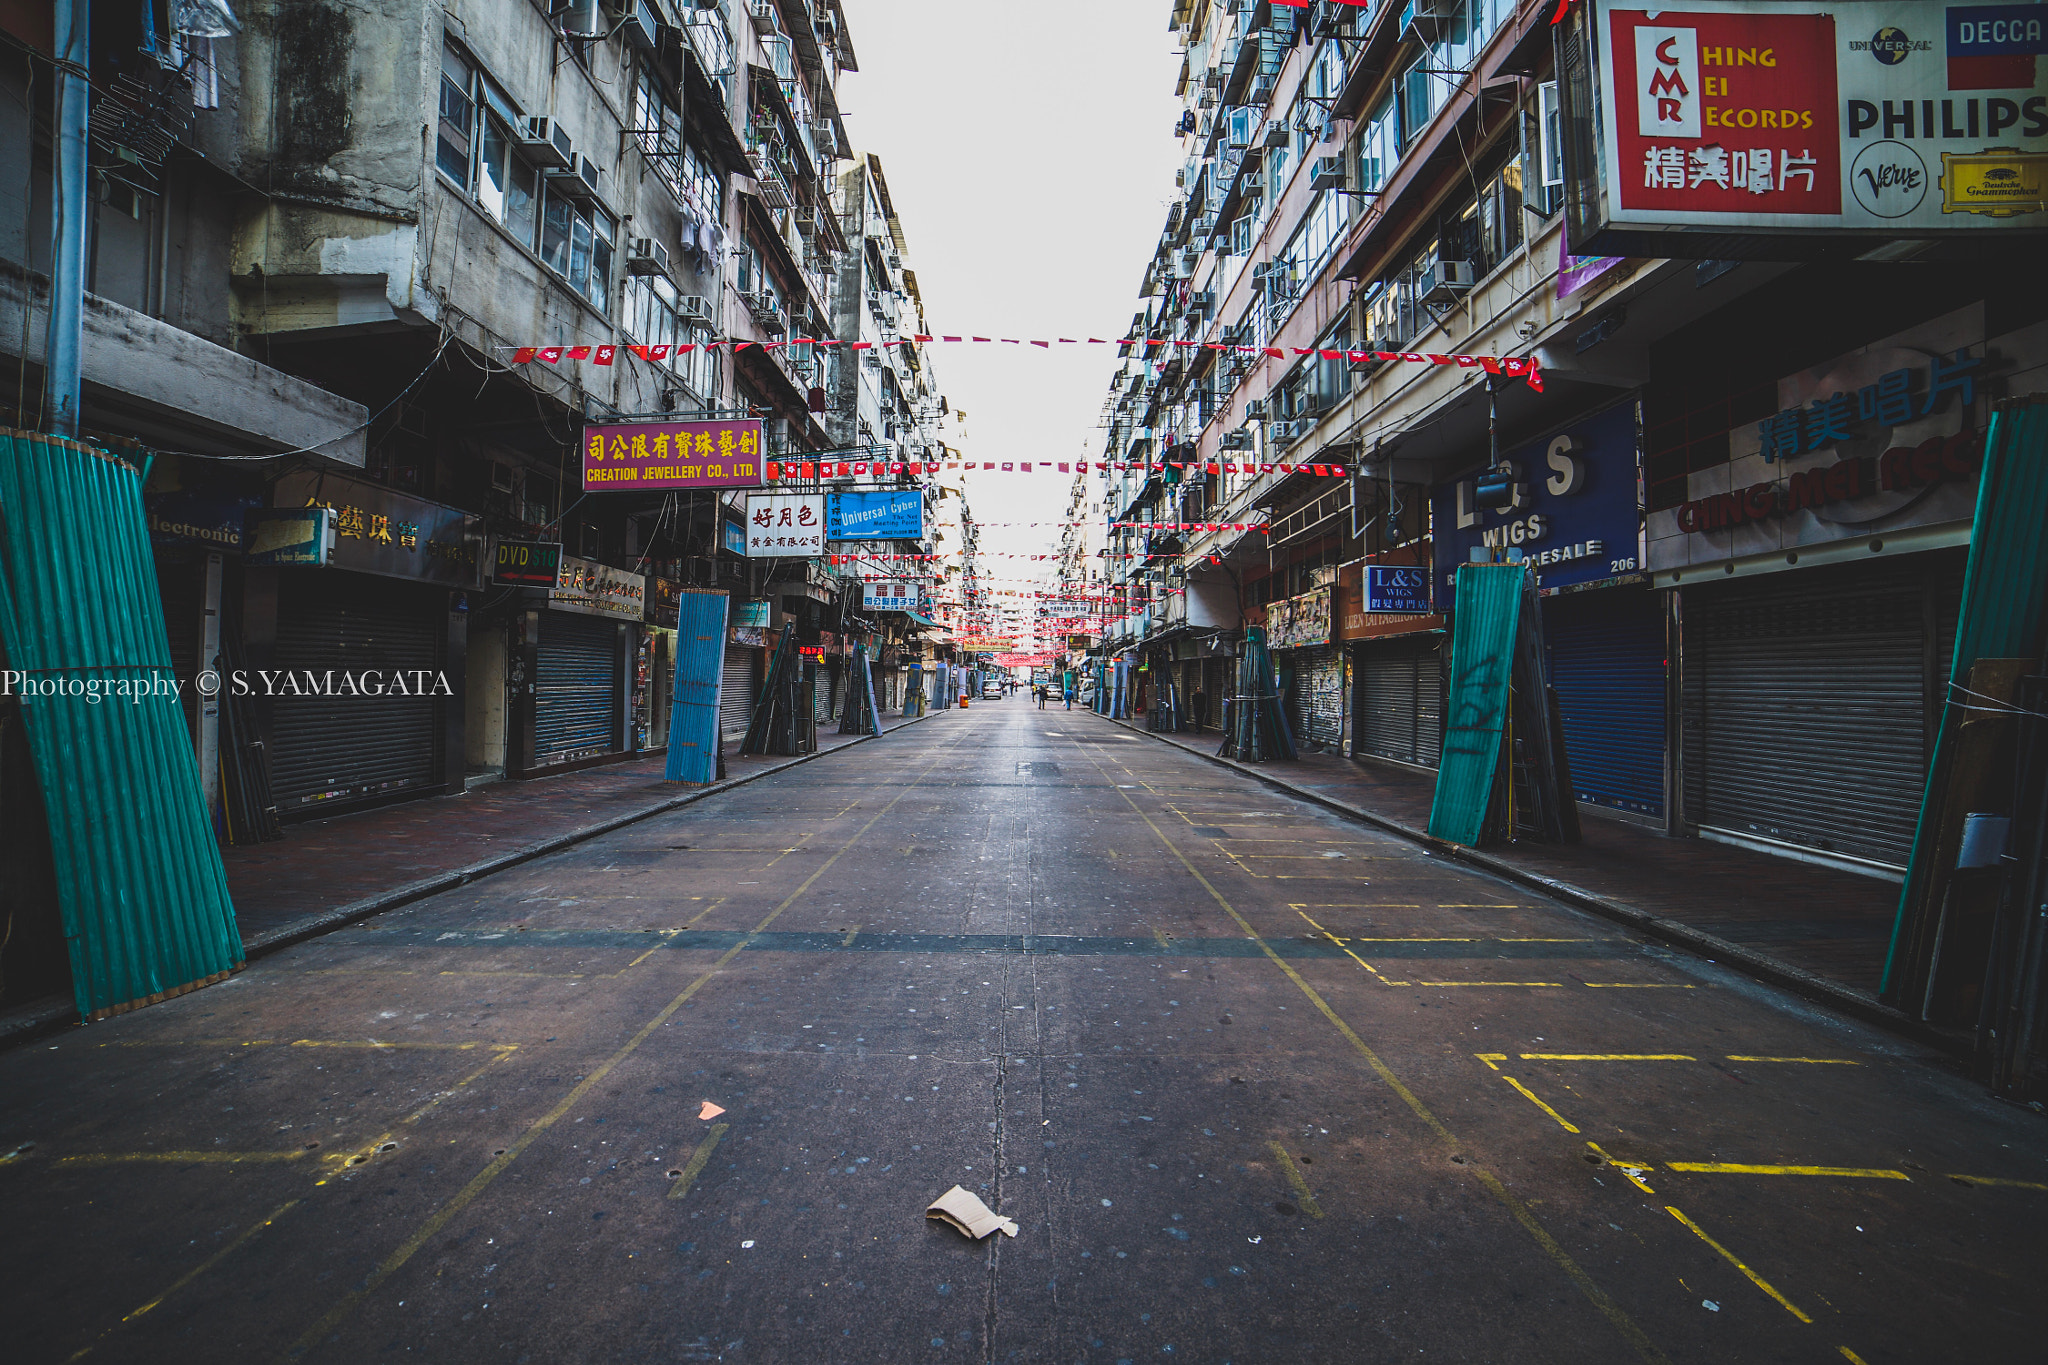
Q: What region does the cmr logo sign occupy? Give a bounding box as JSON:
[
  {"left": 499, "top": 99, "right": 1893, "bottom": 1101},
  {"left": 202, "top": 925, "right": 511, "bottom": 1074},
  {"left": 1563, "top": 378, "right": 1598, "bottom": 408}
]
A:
[{"left": 1637, "top": 27, "right": 1702, "bottom": 137}]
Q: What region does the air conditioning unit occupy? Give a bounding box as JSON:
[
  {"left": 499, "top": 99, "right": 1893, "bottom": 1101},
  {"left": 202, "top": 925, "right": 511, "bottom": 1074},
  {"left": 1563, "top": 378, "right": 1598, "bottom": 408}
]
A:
[
  {"left": 617, "top": 0, "right": 660, "bottom": 51},
  {"left": 1401, "top": 0, "right": 1463, "bottom": 40},
  {"left": 626, "top": 237, "right": 671, "bottom": 278},
  {"left": 1310, "top": 155, "right": 1347, "bottom": 192},
  {"left": 678, "top": 294, "right": 713, "bottom": 324},
  {"left": 1260, "top": 119, "right": 1290, "bottom": 149},
  {"left": 1193, "top": 213, "right": 1217, "bottom": 237},
  {"left": 1189, "top": 290, "right": 1214, "bottom": 314},
  {"left": 1221, "top": 429, "right": 1254, "bottom": 451},
  {"left": 1243, "top": 398, "right": 1267, "bottom": 420},
  {"left": 543, "top": 153, "right": 596, "bottom": 198},
  {"left": 519, "top": 117, "right": 574, "bottom": 169},
  {"left": 1419, "top": 259, "right": 1478, "bottom": 303},
  {"left": 748, "top": 0, "right": 778, "bottom": 35},
  {"left": 1250, "top": 73, "right": 1278, "bottom": 105}
]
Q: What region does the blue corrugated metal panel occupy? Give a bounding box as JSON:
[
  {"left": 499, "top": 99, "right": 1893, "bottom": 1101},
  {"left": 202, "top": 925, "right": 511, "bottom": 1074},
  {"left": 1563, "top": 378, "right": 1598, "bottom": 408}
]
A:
[
  {"left": 1546, "top": 590, "right": 1666, "bottom": 818},
  {"left": 1427, "top": 564, "right": 1525, "bottom": 846},
  {"left": 666, "top": 590, "right": 729, "bottom": 783},
  {"left": 1885, "top": 396, "right": 2048, "bottom": 998},
  {"left": 535, "top": 612, "right": 619, "bottom": 759},
  {"left": 0, "top": 430, "right": 241, "bottom": 1019}
]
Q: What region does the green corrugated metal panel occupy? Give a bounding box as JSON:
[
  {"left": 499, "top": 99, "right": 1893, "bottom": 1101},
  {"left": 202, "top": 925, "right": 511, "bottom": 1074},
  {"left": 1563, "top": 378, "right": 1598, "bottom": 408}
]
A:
[
  {"left": 1427, "top": 564, "right": 1526, "bottom": 846},
  {"left": 666, "top": 589, "right": 729, "bottom": 784},
  {"left": 1883, "top": 397, "right": 2048, "bottom": 999},
  {"left": 0, "top": 430, "right": 241, "bottom": 1020}
]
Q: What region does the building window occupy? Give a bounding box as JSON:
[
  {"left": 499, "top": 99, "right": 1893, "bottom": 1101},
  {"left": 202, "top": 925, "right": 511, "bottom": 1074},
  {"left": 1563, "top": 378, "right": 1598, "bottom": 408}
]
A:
[
  {"left": 1357, "top": 92, "right": 1400, "bottom": 193},
  {"left": 1536, "top": 80, "right": 1565, "bottom": 215},
  {"left": 477, "top": 117, "right": 540, "bottom": 249},
  {"left": 437, "top": 45, "right": 477, "bottom": 186},
  {"left": 541, "top": 193, "right": 615, "bottom": 311},
  {"left": 634, "top": 71, "right": 685, "bottom": 199}
]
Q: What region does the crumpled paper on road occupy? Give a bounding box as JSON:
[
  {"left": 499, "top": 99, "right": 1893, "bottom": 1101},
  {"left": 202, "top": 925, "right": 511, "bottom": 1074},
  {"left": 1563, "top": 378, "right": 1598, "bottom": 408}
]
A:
[{"left": 926, "top": 1185, "right": 1017, "bottom": 1239}]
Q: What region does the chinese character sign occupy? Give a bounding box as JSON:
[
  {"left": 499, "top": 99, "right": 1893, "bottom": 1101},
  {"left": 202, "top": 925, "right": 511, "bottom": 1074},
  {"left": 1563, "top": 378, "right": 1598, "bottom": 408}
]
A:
[
  {"left": 743, "top": 493, "right": 826, "bottom": 558},
  {"left": 1591, "top": 1, "right": 2048, "bottom": 236},
  {"left": 582, "top": 420, "right": 767, "bottom": 492}
]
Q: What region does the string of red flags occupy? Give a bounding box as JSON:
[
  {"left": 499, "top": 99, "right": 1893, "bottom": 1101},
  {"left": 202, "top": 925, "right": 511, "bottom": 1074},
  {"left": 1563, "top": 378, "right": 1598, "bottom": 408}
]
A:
[
  {"left": 766, "top": 458, "right": 1351, "bottom": 479},
  {"left": 499, "top": 338, "right": 1544, "bottom": 392},
  {"left": 1109, "top": 521, "right": 1269, "bottom": 532}
]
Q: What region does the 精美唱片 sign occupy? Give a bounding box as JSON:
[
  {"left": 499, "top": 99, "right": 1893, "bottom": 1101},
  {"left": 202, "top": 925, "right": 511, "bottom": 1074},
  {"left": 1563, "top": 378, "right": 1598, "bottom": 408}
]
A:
[{"left": 582, "top": 420, "right": 767, "bottom": 492}]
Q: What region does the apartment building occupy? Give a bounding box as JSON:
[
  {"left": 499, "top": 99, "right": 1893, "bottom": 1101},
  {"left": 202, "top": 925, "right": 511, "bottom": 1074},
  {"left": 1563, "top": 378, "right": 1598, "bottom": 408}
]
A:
[{"left": 1093, "top": 0, "right": 2041, "bottom": 877}]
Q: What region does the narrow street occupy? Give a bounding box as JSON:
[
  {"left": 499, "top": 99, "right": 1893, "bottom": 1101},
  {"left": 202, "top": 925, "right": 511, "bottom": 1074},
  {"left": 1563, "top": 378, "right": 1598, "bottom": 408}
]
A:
[{"left": 5, "top": 701, "right": 2042, "bottom": 1364}]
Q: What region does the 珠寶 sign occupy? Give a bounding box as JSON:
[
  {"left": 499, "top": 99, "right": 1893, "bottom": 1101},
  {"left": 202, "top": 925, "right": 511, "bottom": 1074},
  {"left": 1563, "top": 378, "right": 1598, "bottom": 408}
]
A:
[
  {"left": 582, "top": 419, "right": 767, "bottom": 492},
  {"left": 744, "top": 492, "right": 826, "bottom": 557}
]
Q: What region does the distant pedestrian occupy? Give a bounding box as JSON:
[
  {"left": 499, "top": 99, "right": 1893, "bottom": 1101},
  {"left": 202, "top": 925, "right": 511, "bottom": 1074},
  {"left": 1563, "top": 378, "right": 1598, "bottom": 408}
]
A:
[
  {"left": 1192, "top": 688, "right": 1207, "bottom": 732},
  {"left": 1035, "top": 684, "right": 1047, "bottom": 709},
  {"left": 1063, "top": 684, "right": 1074, "bottom": 711}
]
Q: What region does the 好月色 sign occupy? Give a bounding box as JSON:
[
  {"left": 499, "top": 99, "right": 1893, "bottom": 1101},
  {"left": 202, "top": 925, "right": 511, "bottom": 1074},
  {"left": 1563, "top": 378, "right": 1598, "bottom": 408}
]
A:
[
  {"left": 1559, "top": 0, "right": 2048, "bottom": 256},
  {"left": 826, "top": 488, "right": 924, "bottom": 541},
  {"left": 744, "top": 493, "right": 825, "bottom": 557},
  {"left": 582, "top": 419, "right": 767, "bottom": 492}
]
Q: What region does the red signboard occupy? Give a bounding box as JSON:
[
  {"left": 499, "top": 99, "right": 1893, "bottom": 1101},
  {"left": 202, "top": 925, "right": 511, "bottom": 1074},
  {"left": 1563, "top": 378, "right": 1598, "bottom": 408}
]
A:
[
  {"left": 1608, "top": 8, "right": 1842, "bottom": 219},
  {"left": 582, "top": 419, "right": 767, "bottom": 492}
]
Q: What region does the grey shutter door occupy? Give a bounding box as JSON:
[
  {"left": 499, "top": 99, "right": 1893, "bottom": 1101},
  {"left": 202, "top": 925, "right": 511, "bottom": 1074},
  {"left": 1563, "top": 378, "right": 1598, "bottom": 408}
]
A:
[
  {"left": 1680, "top": 554, "right": 1962, "bottom": 868},
  {"left": 270, "top": 575, "right": 443, "bottom": 813},
  {"left": 1546, "top": 591, "right": 1667, "bottom": 818},
  {"left": 1355, "top": 638, "right": 1442, "bottom": 767},
  {"left": 534, "top": 612, "right": 621, "bottom": 762},
  {"left": 720, "top": 645, "right": 759, "bottom": 739}
]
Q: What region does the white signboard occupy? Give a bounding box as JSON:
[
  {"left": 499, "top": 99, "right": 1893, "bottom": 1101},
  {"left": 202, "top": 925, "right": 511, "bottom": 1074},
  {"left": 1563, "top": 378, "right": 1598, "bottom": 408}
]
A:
[
  {"left": 865, "top": 580, "right": 918, "bottom": 611},
  {"left": 743, "top": 493, "right": 826, "bottom": 558},
  {"left": 1570, "top": 0, "right": 2048, "bottom": 248}
]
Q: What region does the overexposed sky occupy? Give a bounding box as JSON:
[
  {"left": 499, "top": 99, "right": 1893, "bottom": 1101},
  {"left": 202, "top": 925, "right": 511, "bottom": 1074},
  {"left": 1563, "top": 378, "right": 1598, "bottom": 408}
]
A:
[{"left": 837, "top": 0, "right": 1184, "bottom": 585}]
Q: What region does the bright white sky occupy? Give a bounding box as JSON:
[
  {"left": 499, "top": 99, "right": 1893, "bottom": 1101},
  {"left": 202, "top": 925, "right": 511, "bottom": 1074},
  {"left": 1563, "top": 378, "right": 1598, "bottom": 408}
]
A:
[{"left": 837, "top": 0, "right": 1184, "bottom": 598}]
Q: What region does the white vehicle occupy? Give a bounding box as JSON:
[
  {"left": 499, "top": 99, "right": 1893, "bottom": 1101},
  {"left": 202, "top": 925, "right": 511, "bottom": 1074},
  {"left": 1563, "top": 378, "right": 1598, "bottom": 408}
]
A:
[{"left": 981, "top": 681, "right": 1004, "bottom": 699}]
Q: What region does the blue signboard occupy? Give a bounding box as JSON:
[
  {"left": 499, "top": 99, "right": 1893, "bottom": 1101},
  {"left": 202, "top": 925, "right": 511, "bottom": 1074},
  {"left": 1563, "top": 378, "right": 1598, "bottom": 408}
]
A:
[
  {"left": 826, "top": 489, "right": 924, "bottom": 541},
  {"left": 1366, "top": 564, "right": 1432, "bottom": 613},
  {"left": 722, "top": 517, "right": 747, "bottom": 556},
  {"left": 1430, "top": 402, "right": 1640, "bottom": 594}
]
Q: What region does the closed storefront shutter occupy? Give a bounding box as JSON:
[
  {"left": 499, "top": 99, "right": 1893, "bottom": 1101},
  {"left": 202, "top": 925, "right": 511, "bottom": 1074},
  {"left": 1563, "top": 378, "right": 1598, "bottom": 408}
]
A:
[
  {"left": 270, "top": 573, "right": 443, "bottom": 813},
  {"left": 534, "top": 612, "right": 620, "bottom": 763},
  {"left": 1353, "top": 637, "right": 1443, "bottom": 767},
  {"left": 720, "top": 645, "right": 759, "bottom": 739},
  {"left": 1680, "top": 552, "right": 1963, "bottom": 869},
  {"left": 1287, "top": 646, "right": 1344, "bottom": 749},
  {"left": 1547, "top": 590, "right": 1667, "bottom": 818}
]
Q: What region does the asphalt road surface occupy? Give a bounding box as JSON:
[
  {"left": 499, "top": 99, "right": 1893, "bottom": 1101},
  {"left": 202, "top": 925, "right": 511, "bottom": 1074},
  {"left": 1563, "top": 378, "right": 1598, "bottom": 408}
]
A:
[{"left": 5, "top": 702, "right": 2045, "bottom": 1364}]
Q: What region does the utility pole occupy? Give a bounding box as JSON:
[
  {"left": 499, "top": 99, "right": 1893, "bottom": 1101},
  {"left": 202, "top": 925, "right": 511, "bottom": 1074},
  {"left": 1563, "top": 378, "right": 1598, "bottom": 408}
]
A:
[{"left": 45, "top": 0, "right": 89, "bottom": 438}]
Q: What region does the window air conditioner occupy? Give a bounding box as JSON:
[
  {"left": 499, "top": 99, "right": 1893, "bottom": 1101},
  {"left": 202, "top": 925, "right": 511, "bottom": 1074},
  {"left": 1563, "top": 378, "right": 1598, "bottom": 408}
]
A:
[
  {"left": 1310, "top": 155, "right": 1347, "bottom": 192},
  {"left": 1260, "top": 120, "right": 1290, "bottom": 149},
  {"left": 1221, "top": 429, "right": 1254, "bottom": 451},
  {"left": 1401, "top": 0, "right": 1462, "bottom": 41},
  {"left": 626, "top": 237, "right": 672, "bottom": 278},
  {"left": 519, "top": 117, "right": 574, "bottom": 169},
  {"left": 1419, "top": 259, "right": 1478, "bottom": 303},
  {"left": 1243, "top": 398, "right": 1267, "bottom": 420},
  {"left": 748, "top": 1, "right": 779, "bottom": 35},
  {"left": 618, "top": 0, "right": 660, "bottom": 52},
  {"left": 1250, "top": 73, "right": 1278, "bottom": 105},
  {"left": 677, "top": 294, "right": 713, "bottom": 325}
]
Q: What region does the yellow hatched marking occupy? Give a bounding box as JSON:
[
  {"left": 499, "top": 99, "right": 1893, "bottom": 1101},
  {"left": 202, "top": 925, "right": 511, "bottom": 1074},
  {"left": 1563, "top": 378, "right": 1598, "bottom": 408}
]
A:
[
  {"left": 1266, "top": 1141, "right": 1325, "bottom": 1218},
  {"left": 1587, "top": 1142, "right": 1657, "bottom": 1194},
  {"left": 1502, "top": 1077, "right": 1581, "bottom": 1133},
  {"left": 1665, "top": 1205, "right": 1813, "bottom": 1323},
  {"left": 1667, "top": 1164, "right": 1909, "bottom": 1180}
]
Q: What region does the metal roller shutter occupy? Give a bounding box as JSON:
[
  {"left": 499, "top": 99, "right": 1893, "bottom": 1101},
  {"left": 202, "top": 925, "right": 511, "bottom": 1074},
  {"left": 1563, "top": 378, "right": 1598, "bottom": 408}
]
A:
[
  {"left": 1354, "top": 638, "right": 1443, "bottom": 767},
  {"left": 1287, "top": 646, "right": 1344, "bottom": 749},
  {"left": 1680, "top": 553, "right": 1963, "bottom": 868},
  {"left": 720, "top": 645, "right": 759, "bottom": 739},
  {"left": 271, "top": 575, "right": 443, "bottom": 813},
  {"left": 1546, "top": 591, "right": 1667, "bottom": 818},
  {"left": 534, "top": 612, "right": 620, "bottom": 763}
]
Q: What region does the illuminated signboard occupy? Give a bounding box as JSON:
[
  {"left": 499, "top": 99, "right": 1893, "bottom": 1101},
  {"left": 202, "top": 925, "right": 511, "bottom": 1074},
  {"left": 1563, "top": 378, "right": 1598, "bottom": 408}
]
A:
[{"left": 582, "top": 419, "right": 767, "bottom": 492}]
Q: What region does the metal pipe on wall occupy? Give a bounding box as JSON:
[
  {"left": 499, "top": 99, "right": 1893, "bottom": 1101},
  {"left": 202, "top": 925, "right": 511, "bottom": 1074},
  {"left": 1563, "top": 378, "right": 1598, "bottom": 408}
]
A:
[{"left": 45, "top": 0, "right": 89, "bottom": 437}]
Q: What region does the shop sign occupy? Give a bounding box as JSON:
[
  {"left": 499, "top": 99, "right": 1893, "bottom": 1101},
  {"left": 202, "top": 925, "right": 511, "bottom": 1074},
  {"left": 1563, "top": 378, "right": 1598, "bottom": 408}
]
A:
[
  {"left": 646, "top": 576, "right": 682, "bottom": 629},
  {"left": 147, "top": 486, "right": 263, "bottom": 552},
  {"left": 744, "top": 492, "right": 826, "bottom": 557},
  {"left": 1562, "top": 0, "right": 2048, "bottom": 255},
  {"left": 729, "top": 625, "right": 767, "bottom": 647},
  {"left": 1432, "top": 403, "right": 1640, "bottom": 594},
  {"left": 550, "top": 555, "right": 645, "bottom": 621},
  {"left": 1266, "top": 586, "right": 1332, "bottom": 650},
  {"left": 244, "top": 508, "right": 333, "bottom": 567},
  {"left": 491, "top": 539, "right": 562, "bottom": 588},
  {"left": 826, "top": 488, "right": 925, "bottom": 541},
  {"left": 273, "top": 472, "right": 483, "bottom": 589},
  {"left": 864, "top": 580, "right": 919, "bottom": 611},
  {"left": 734, "top": 597, "right": 772, "bottom": 627},
  {"left": 581, "top": 419, "right": 766, "bottom": 492},
  {"left": 1647, "top": 302, "right": 2012, "bottom": 576},
  {"left": 722, "top": 517, "right": 747, "bottom": 556},
  {"left": 1366, "top": 565, "right": 1432, "bottom": 613}
]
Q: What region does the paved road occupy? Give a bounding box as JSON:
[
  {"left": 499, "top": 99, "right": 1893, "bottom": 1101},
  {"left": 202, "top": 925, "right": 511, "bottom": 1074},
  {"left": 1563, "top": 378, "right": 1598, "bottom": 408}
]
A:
[{"left": 4, "top": 703, "right": 2044, "bottom": 1364}]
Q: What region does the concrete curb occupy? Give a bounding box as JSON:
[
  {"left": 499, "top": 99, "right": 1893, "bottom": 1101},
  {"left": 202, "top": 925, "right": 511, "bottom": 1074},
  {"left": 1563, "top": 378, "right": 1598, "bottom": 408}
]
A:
[
  {"left": 1098, "top": 713, "right": 1961, "bottom": 1056},
  {"left": 0, "top": 713, "right": 940, "bottom": 1049}
]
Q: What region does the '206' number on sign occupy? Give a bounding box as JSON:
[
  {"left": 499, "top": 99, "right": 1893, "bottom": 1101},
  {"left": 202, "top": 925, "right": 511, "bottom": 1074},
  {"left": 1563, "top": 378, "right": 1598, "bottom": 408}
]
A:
[{"left": 1610, "top": 557, "right": 1638, "bottom": 573}]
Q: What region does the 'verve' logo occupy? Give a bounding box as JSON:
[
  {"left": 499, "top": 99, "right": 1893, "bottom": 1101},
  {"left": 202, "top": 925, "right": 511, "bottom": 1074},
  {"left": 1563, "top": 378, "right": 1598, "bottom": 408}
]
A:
[{"left": 1850, "top": 141, "right": 1928, "bottom": 217}]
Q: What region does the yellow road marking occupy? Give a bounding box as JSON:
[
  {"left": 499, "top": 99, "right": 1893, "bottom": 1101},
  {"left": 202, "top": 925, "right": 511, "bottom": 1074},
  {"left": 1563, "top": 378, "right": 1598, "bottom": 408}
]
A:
[
  {"left": 1667, "top": 1164, "right": 1909, "bottom": 1180},
  {"left": 1503, "top": 1077, "right": 1581, "bottom": 1134},
  {"left": 759, "top": 832, "right": 817, "bottom": 871},
  {"left": 1298, "top": 911, "right": 1408, "bottom": 986},
  {"left": 1839, "top": 1350, "right": 1870, "bottom": 1364},
  {"left": 1266, "top": 1141, "right": 1324, "bottom": 1219},
  {"left": 1585, "top": 983, "right": 1697, "bottom": 989},
  {"left": 1498, "top": 938, "right": 1590, "bottom": 942},
  {"left": 1088, "top": 757, "right": 1668, "bottom": 1365},
  {"left": 1665, "top": 1205, "right": 1812, "bottom": 1323},
  {"left": 667, "top": 1124, "right": 730, "bottom": 1200},
  {"left": 1417, "top": 981, "right": 1566, "bottom": 988},
  {"left": 1151, "top": 925, "right": 1173, "bottom": 950},
  {"left": 1522, "top": 1054, "right": 1696, "bottom": 1062},
  {"left": 66, "top": 1199, "right": 303, "bottom": 1361},
  {"left": 841, "top": 925, "right": 861, "bottom": 948},
  {"left": 1586, "top": 1142, "right": 1657, "bottom": 1195},
  {"left": 288, "top": 1040, "right": 517, "bottom": 1052},
  {"left": 1725, "top": 1056, "right": 1861, "bottom": 1065},
  {"left": 95, "top": 1038, "right": 278, "bottom": 1049},
  {"left": 282, "top": 727, "right": 973, "bottom": 1361},
  {"left": 53, "top": 1151, "right": 311, "bottom": 1167},
  {"left": 1945, "top": 1174, "right": 2048, "bottom": 1191},
  {"left": 1475, "top": 1053, "right": 1507, "bottom": 1070}
]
